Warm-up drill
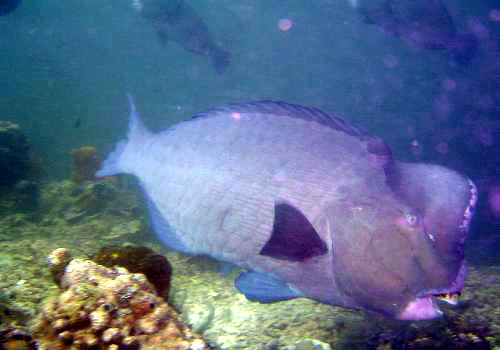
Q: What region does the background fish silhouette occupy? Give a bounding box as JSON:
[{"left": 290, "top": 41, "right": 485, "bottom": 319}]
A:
[
  {"left": 355, "top": 0, "right": 478, "bottom": 65},
  {"left": 0, "top": 0, "right": 21, "bottom": 16},
  {"left": 97, "top": 96, "right": 477, "bottom": 320},
  {"left": 134, "top": 0, "right": 231, "bottom": 74}
]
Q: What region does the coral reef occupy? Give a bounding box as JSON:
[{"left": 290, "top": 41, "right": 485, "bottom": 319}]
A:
[
  {"left": 95, "top": 245, "right": 172, "bottom": 298},
  {"left": 0, "top": 327, "right": 38, "bottom": 350},
  {"left": 0, "top": 121, "right": 42, "bottom": 188},
  {"left": 282, "top": 339, "right": 332, "bottom": 350},
  {"left": 47, "top": 248, "right": 71, "bottom": 284},
  {"left": 32, "top": 251, "right": 210, "bottom": 350},
  {"left": 70, "top": 146, "right": 101, "bottom": 184},
  {"left": 12, "top": 180, "right": 40, "bottom": 211}
]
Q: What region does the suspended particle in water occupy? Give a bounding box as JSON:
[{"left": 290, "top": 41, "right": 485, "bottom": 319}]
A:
[
  {"left": 488, "top": 185, "right": 500, "bottom": 218},
  {"left": 278, "top": 18, "right": 293, "bottom": 32},
  {"left": 442, "top": 79, "right": 457, "bottom": 91},
  {"left": 435, "top": 142, "right": 449, "bottom": 155},
  {"left": 410, "top": 139, "right": 422, "bottom": 157},
  {"left": 348, "top": 0, "right": 359, "bottom": 8},
  {"left": 383, "top": 55, "right": 399, "bottom": 68},
  {"left": 231, "top": 112, "right": 241, "bottom": 121}
]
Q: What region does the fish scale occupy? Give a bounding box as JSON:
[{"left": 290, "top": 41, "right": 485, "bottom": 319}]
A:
[{"left": 137, "top": 110, "right": 352, "bottom": 260}]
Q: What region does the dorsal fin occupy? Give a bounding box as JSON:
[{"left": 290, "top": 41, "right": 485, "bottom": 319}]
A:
[
  {"left": 190, "top": 100, "right": 368, "bottom": 138},
  {"left": 186, "top": 100, "right": 394, "bottom": 173}
]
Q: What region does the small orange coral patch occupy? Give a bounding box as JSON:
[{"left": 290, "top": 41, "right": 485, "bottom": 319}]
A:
[{"left": 70, "top": 146, "right": 101, "bottom": 184}]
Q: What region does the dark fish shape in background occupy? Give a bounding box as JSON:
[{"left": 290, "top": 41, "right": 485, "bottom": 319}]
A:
[
  {"left": 356, "top": 0, "right": 478, "bottom": 65},
  {"left": 133, "top": 0, "right": 230, "bottom": 74},
  {"left": 0, "top": 0, "right": 21, "bottom": 16},
  {"left": 97, "top": 96, "right": 477, "bottom": 320},
  {"left": 74, "top": 117, "right": 82, "bottom": 129}
]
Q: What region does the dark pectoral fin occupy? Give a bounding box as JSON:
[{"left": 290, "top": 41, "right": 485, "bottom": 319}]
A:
[{"left": 259, "top": 202, "right": 328, "bottom": 262}]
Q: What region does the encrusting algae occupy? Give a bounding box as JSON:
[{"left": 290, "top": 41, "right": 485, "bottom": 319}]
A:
[
  {"left": 32, "top": 249, "right": 211, "bottom": 350},
  {"left": 70, "top": 146, "right": 101, "bottom": 184},
  {"left": 94, "top": 245, "right": 172, "bottom": 298}
]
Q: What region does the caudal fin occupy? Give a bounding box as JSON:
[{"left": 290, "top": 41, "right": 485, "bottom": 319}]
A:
[
  {"left": 96, "top": 140, "right": 128, "bottom": 177},
  {"left": 96, "top": 94, "right": 151, "bottom": 177}
]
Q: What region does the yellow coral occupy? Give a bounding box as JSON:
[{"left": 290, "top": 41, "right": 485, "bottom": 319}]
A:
[{"left": 70, "top": 146, "right": 101, "bottom": 184}]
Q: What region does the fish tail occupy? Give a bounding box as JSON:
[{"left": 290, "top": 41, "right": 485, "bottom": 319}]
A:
[{"left": 96, "top": 94, "right": 151, "bottom": 177}]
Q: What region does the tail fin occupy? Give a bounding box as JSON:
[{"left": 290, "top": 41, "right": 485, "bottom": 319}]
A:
[{"left": 96, "top": 94, "right": 151, "bottom": 177}]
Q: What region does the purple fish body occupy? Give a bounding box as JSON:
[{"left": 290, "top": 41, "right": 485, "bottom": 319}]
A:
[
  {"left": 357, "top": 0, "right": 478, "bottom": 65},
  {"left": 97, "top": 97, "right": 477, "bottom": 320}
]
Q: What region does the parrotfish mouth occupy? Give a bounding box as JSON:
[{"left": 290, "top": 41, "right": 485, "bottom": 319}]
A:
[
  {"left": 398, "top": 291, "right": 462, "bottom": 320},
  {"left": 399, "top": 262, "right": 466, "bottom": 320},
  {"left": 399, "top": 179, "right": 477, "bottom": 321}
]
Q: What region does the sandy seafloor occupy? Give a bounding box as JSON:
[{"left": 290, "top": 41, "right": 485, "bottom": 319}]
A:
[{"left": 0, "top": 180, "right": 498, "bottom": 350}]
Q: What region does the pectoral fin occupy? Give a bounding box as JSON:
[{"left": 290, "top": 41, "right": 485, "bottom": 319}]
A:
[
  {"left": 235, "top": 271, "right": 302, "bottom": 303},
  {"left": 259, "top": 202, "right": 328, "bottom": 262}
]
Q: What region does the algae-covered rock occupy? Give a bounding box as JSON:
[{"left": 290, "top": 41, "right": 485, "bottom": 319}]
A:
[
  {"left": 95, "top": 244, "right": 172, "bottom": 298},
  {"left": 0, "top": 121, "right": 41, "bottom": 188},
  {"left": 47, "top": 247, "right": 71, "bottom": 284},
  {"left": 282, "top": 339, "right": 332, "bottom": 350},
  {"left": 70, "top": 146, "right": 101, "bottom": 184},
  {"left": 0, "top": 327, "right": 37, "bottom": 350},
  {"left": 183, "top": 303, "right": 215, "bottom": 334},
  {"left": 33, "top": 250, "right": 211, "bottom": 350}
]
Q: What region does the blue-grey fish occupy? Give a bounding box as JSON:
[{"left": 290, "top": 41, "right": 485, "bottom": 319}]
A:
[
  {"left": 97, "top": 96, "right": 477, "bottom": 320},
  {"left": 355, "top": 0, "right": 478, "bottom": 65},
  {"left": 133, "top": 0, "right": 230, "bottom": 74}
]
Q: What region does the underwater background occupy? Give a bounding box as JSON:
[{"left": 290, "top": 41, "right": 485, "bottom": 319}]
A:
[{"left": 0, "top": 0, "right": 498, "bottom": 349}]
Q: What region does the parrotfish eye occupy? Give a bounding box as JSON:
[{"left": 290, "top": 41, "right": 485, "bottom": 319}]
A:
[{"left": 404, "top": 212, "right": 418, "bottom": 226}]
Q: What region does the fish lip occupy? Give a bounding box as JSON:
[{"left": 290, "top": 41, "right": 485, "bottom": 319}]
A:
[
  {"left": 399, "top": 261, "right": 466, "bottom": 320},
  {"left": 417, "top": 261, "right": 467, "bottom": 298},
  {"left": 398, "top": 296, "right": 443, "bottom": 320}
]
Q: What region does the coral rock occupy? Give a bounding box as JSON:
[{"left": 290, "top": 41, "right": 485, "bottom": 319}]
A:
[
  {"left": 0, "top": 120, "right": 41, "bottom": 187},
  {"left": 33, "top": 250, "right": 210, "bottom": 350},
  {"left": 0, "top": 327, "right": 38, "bottom": 350},
  {"left": 47, "top": 247, "right": 71, "bottom": 284},
  {"left": 70, "top": 146, "right": 101, "bottom": 184},
  {"left": 95, "top": 245, "right": 172, "bottom": 298}
]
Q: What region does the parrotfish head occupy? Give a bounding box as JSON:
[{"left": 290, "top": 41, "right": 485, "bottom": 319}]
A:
[
  {"left": 327, "top": 161, "right": 477, "bottom": 320},
  {"left": 387, "top": 162, "right": 477, "bottom": 320}
]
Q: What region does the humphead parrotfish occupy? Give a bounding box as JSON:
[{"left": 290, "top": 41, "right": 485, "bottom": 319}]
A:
[
  {"left": 132, "top": 0, "right": 230, "bottom": 74},
  {"left": 97, "top": 96, "right": 477, "bottom": 320},
  {"left": 354, "top": 0, "right": 478, "bottom": 65}
]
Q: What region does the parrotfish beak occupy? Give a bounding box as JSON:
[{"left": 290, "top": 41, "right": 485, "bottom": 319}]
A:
[
  {"left": 398, "top": 263, "right": 466, "bottom": 320},
  {"left": 398, "top": 296, "right": 443, "bottom": 320}
]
